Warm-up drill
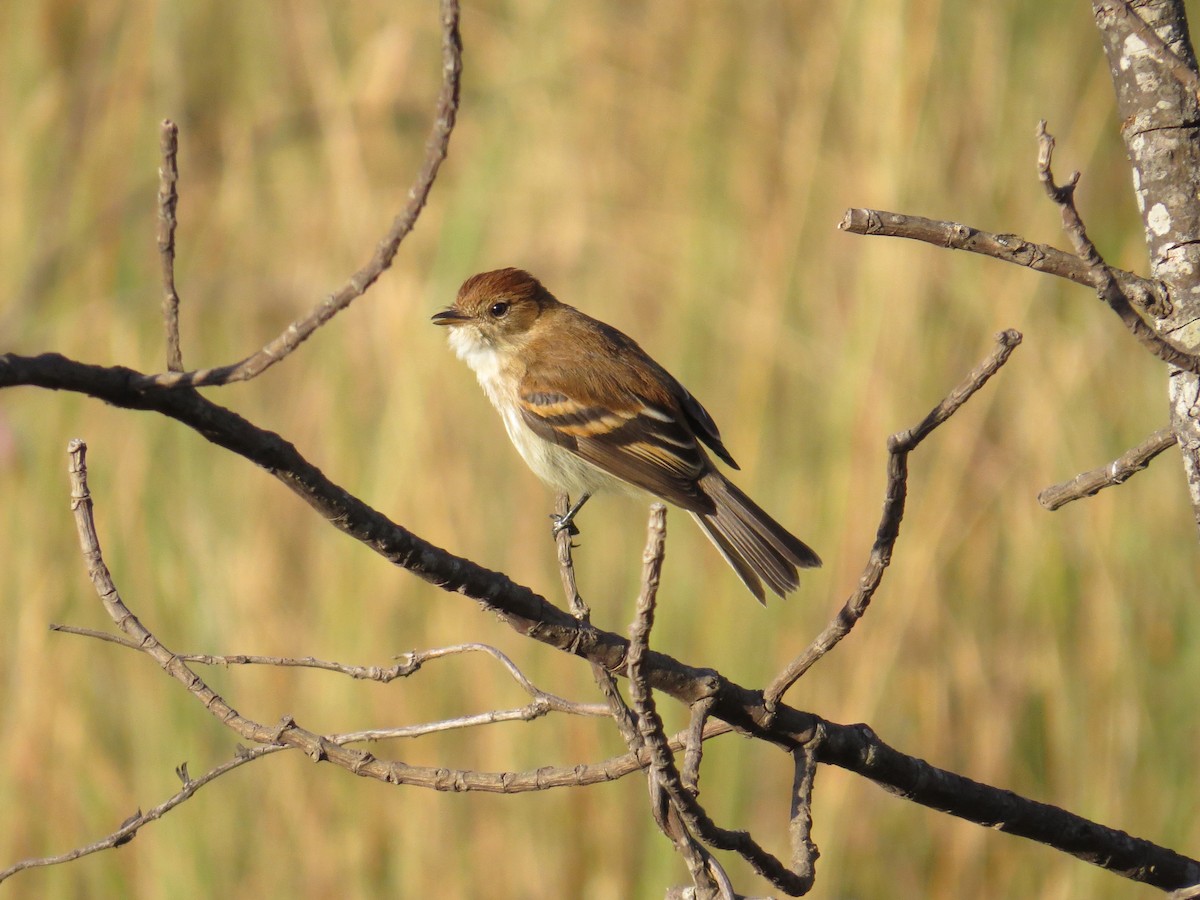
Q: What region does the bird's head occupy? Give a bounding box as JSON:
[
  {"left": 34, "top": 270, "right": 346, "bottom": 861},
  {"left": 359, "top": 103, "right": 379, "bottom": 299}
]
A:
[{"left": 432, "top": 268, "right": 555, "bottom": 354}]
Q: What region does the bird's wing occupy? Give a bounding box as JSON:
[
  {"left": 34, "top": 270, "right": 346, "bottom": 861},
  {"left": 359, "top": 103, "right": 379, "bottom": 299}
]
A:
[{"left": 517, "top": 377, "right": 713, "bottom": 511}]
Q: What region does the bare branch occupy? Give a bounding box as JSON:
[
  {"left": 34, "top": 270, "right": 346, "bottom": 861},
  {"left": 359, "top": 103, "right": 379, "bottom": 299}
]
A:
[
  {"left": 156, "top": 119, "right": 183, "bottom": 372},
  {"left": 0, "top": 711, "right": 732, "bottom": 886},
  {"left": 1036, "top": 120, "right": 1200, "bottom": 374},
  {"left": 6, "top": 354, "right": 750, "bottom": 723},
  {"left": 0, "top": 365, "right": 1189, "bottom": 890},
  {"left": 765, "top": 330, "right": 1024, "bottom": 707},
  {"left": 838, "top": 122, "right": 1200, "bottom": 381},
  {"left": 132, "top": 0, "right": 462, "bottom": 389},
  {"left": 837, "top": 207, "right": 1168, "bottom": 318},
  {"left": 1038, "top": 428, "right": 1178, "bottom": 510},
  {"left": 49, "top": 624, "right": 427, "bottom": 680}
]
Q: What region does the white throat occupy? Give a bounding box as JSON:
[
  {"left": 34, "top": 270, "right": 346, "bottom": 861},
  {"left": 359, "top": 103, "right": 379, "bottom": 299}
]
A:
[{"left": 447, "top": 326, "right": 503, "bottom": 382}]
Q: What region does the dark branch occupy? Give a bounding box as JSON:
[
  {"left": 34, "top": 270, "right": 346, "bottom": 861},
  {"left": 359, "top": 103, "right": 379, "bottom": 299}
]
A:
[{"left": 822, "top": 722, "right": 1198, "bottom": 887}]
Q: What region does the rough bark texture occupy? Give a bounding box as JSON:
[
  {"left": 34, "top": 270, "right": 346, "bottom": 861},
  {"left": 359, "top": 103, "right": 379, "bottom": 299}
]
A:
[{"left": 1094, "top": 0, "right": 1200, "bottom": 530}]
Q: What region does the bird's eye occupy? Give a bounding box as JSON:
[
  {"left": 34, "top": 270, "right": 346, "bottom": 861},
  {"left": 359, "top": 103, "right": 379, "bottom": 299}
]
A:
[{"left": 489, "top": 301, "right": 510, "bottom": 318}]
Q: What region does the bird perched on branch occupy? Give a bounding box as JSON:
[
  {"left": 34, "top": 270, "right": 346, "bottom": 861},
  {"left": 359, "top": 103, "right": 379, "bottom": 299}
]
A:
[{"left": 432, "top": 268, "right": 820, "bottom": 602}]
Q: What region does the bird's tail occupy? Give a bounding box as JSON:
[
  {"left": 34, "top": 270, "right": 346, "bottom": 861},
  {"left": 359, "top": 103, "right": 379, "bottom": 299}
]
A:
[{"left": 691, "top": 472, "right": 821, "bottom": 603}]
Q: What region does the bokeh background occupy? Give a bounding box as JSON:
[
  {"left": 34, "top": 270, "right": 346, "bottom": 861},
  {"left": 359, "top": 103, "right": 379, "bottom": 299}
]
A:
[{"left": 2, "top": 1, "right": 1198, "bottom": 897}]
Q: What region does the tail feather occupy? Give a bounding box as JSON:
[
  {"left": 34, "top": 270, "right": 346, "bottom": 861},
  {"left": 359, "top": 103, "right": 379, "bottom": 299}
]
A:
[
  {"left": 693, "top": 473, "right": 821, "bottom": 602},
  {"left": 691, "top": 512, "right": 767, "bottom": 602}
]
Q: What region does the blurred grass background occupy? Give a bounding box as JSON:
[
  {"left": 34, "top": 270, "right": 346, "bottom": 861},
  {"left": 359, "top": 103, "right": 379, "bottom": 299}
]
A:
[{"left": 1, "top": 0, "right": 1198, "bottom": 896}]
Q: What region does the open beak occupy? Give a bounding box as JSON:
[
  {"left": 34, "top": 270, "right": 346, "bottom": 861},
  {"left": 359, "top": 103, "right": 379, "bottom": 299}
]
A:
[{"left": 431, "top": 308, "right": 470, "bottom": 326}]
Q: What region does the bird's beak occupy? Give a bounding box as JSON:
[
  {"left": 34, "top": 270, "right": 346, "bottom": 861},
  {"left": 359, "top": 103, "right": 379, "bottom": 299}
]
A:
[{"left": 431, "top": 308, "right": 470, "bottom": 326}]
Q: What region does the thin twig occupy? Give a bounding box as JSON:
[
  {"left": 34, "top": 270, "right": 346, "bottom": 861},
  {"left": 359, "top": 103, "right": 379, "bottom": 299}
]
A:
[
  {"left": 553, "top": 492, "right": 643, "bottom": 746},
  {"left": 0, "top": 745, "right": 282, "bottom": 883},
  {"left": 681, "top": 695, "right": 716, "bottom": 794},
  {"left": 1035, "top": 120, "right": 1200, "bottom": 374},
  {"left": 156, "top": 119, "right": 183, "bottom": 372},
  {"left": 133, "top": 0, "right": 462, "bottom": 389},
  {"left": 49, "top": 625, "right": 608, "bottom": 715},
  {"left": 329, "top": 701, "right": 587, "bottom": 741},
  {"left": 837, "top": 207, "right": 1168, "bottom": 318},
  {"left": 765, "top": 330, "right": 1024, "bottom": 709},
  {"left": 788, "top": 732, "right": 822, "bottom": 889},
  {"left": 554, "top": 492, "right": 589, "bottom": 620},
  {"left": 1038, "top": 428, "right": 1178, "bottom": 510}
]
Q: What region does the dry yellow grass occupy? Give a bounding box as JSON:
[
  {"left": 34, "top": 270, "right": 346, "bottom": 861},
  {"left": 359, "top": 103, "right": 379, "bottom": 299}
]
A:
[{"left": 1, "top": 1, "right": 1196, "bottom": 897}]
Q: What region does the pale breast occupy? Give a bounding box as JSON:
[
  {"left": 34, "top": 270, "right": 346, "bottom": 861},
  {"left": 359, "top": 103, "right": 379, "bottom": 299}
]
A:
[{"left": 447, "top": 327, "right": 621, "bottom": 496}]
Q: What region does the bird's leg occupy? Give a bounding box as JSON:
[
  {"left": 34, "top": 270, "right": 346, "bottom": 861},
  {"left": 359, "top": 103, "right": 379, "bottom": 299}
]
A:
[{"left": 550, "top": 492, "right": 591, "bottom": 537}]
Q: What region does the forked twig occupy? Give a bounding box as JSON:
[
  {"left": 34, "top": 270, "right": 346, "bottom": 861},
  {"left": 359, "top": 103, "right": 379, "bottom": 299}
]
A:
[
  {"left": 133, "top": 0, "right": 463, "bottom": 389},
  {"left": 626, "top": 506, "right": 809, "bottom": 897},
  {"left": 839, "top": 121, "right": 1200, "bottom": 378},
  {"left": 0, "top": 744, "right": 282, "bottom": 883},
  {"left": 765, "top": 330, "right": 1023, "bottom": 708},
  {"left": 1035, "top": 120, "right": 1200, "bottom": 374},
  {"left": 626, "top": 506, "right": 727, "bottom": 899}
]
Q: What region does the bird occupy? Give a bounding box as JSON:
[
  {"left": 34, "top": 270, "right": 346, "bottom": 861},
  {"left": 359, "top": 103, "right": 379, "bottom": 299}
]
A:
[{"left": 432, "top": 267, "right": 820, "bottom": 601}]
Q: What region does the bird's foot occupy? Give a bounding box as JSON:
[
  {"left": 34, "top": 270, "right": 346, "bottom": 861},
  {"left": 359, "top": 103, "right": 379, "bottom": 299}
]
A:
[
  {"left": 550, "top": 513, "right": 581, "bottom": 538},
  {"left": 550, "top": 492, "right": 591, "bottom": 539}
]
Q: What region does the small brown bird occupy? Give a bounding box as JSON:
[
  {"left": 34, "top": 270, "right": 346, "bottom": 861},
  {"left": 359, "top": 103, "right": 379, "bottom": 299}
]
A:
[{"left": 432, "top": 268, "right": 820, "bottom": 601}]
